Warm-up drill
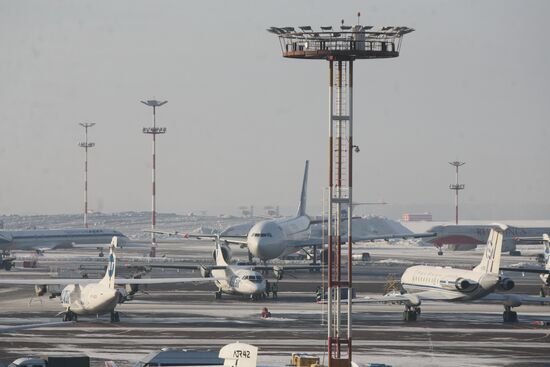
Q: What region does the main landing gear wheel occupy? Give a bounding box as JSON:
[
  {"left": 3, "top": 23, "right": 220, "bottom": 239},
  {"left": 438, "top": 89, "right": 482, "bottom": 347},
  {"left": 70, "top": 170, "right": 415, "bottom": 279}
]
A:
[
  {"left": 215, "top": 291, "right": 222, "bottom": 300},
  {"left": 402, "top": 306, "right": 417, "bottom": 321},
  {"left": 62, "top": 311, "right": 77, "bottom": 322},
  {"left": 110, "top": 311, "right": 120, "bottom": 323},
  {"left": 503, "top": 306, "right": 518, "bottom": 323}
]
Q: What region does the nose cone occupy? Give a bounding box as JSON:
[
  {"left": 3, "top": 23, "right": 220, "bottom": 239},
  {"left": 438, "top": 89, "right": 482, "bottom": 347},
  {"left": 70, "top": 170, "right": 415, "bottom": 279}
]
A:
[
  {"left": 247, "top": 221, "right": 284, "bottom": 261},
  {"left": 242, "top": 281, "right": 265, "bottom": 295}
]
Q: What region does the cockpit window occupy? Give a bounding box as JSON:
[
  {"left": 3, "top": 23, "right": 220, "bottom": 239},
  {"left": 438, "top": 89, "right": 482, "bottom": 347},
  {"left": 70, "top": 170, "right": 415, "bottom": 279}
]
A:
[
  {"left": 245, "top": 275, "right": 263, "bottom": 283},
  {"left": 252, "top": 233, "right": 272, "bottom": 238}
]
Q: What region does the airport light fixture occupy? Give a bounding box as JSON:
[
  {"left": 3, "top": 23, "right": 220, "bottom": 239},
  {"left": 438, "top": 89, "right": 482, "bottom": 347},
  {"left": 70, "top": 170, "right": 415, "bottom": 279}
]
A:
[
  {"left": 268, "top": 15, "right": 413, "bottom": 366},
  {"left": 449, "top": 161, "right": 466, "bottom": 225},
  {"left": 142, "top": 99, "right": 168, "bottom": 257},
  {"left": 78, "top": 122, "right": 96, "bottom": 228}
]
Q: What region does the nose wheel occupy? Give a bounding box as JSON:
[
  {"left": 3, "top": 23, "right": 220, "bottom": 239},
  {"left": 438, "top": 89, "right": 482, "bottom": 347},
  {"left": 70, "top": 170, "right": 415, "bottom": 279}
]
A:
[
  {"left": 110, "top": 311, "right": 120, "bottom": 323},
  {"left": 62, "top": 310, "right": 77, "bottom": 322},
  {"left": 503, "top": 306, "right": 518, "bottom": 323},
  {"left": 215, "top": 290, "right": 222, "bottom": 300},
  {"left": 402, "top": 305, "right": 420, "bottom": 322}
]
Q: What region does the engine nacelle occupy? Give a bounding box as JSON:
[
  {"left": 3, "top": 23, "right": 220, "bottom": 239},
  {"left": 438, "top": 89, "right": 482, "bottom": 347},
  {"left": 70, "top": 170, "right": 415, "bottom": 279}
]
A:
[
  {"left": 273, "top": 266, "right": 284, "bottom": 280},
  {"left": 200, "top": 265, "right": 212, "bottom": 278},
  {"left": 455, "top": 278, "right": 478, "bottom": 292},
  {"left": 212, "top": 243, "right": 232, "bottom": 263},
  {"left": 125, "top": 283, "right": 139, "bottom": 296},
  {"left": 498, "top": 277, "right": 515, "bottom": 291},
  {"left": 35, "top": 284, "right": 47, "bottom": 297},
  {"left": 117, "top": 288, "right": 129, "bottom": 303}
]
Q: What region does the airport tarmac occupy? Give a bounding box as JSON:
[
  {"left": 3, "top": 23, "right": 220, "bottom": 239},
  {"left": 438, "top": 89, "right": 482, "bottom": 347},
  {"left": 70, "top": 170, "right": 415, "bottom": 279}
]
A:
[{"left": 0, "top": 241, "right": 549, "bottom": 366}]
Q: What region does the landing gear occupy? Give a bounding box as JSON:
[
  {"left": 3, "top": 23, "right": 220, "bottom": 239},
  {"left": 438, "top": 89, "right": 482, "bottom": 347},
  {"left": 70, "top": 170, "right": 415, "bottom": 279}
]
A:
[
  {"left": 215, "top": 290, "right": 222, "bottom": 300},
  {"left": 503, "top": 306, "right": 518, "bottom": 323},
  {"left": 110, "top": 311, "right": 120, "bottom": 323},
  {"left": 509, "top": 250, "right": 521, "bottom": 256},
  {"left": 62, "top": 310, "right": 77, "bottom": 322},
  {"left": 98, "top": 248, "right": 104, "bottom": 258},
  {"left": 437, "top": 247, "right": 443, "bottom": 256},
  {"left": 402, "top": 305, "right": 418, "bottom": 321}
]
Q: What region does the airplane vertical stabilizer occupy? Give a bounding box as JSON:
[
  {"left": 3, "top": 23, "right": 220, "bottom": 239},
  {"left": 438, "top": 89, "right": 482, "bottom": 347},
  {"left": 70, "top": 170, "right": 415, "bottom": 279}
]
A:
[
  {"left": 99, "top": 237, "right": 117, "bottom": 289},
  {"left": 474, "top": 224, "right": 506, "bottom": 274},
  {"left": 544, "top": 234, "right": 550, "bottom": 270},
  {"left": 296, "top": 160, "right": 309, "bottom": 217},
  {"left": 215, "top": 239, "right": 229, "bottom": 267}
]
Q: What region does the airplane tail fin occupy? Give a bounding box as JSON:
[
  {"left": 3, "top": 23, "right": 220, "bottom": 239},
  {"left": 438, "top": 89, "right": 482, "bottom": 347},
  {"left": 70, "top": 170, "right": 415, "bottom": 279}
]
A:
[
  {"left": 296, "top": 160, "right": 309, "bottom": 217},
  {"left": 474, "top": 224, "right": 506, "bottom": 274},
  {"left": 543, "top": 233, "right": 550, "bottom": 270},
  {"left": 99, "top": 237, "right": 117, "bottom": 289},
  {"left": 214, "top": 238, "right": 228, "bottom": 266}
]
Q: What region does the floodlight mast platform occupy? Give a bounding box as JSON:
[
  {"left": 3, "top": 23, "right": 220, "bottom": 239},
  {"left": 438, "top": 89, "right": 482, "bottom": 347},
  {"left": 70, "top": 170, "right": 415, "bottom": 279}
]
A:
[{"left": 268, "top": 21, "right": 413, "bottom": 367}]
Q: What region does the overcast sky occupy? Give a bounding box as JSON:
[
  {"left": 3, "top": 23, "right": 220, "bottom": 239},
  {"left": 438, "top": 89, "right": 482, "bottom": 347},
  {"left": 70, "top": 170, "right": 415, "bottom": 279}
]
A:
[{"left": 0, "top": 0, "right": 548, "bottom": 220}]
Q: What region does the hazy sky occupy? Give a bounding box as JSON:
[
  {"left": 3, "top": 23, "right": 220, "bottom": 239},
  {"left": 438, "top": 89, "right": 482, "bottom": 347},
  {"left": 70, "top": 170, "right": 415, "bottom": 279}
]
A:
[{"left": 0, "top": 0, "right": 549, "bottom": 220}]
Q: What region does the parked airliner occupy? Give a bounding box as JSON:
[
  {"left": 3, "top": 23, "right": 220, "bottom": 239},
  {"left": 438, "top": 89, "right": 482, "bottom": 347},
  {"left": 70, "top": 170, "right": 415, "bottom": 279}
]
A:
[
  {"left": 355, "top": 225, "right": 548, "bottom": 322},
  {"left": 0, "top": 237, "right": 219, "bottom": 322},
  {"left": 153, "top": 161, "right": 432, "bottom": 263},
  {"left": 501, "top": 233, "right": 550, "bottom": 286}
]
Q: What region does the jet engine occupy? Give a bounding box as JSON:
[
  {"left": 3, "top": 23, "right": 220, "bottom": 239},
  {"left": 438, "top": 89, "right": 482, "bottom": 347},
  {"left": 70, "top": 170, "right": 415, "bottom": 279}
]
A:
[
  {"left": 273, "top": 266, "right": 284, "bottom": 280},
  {"left": 35, "top": 284, "right": 47, "bottom": 297},
  {"left": 212, "top": 243, "right": 232, "bottom": 263},
  {"left": 455, "top": 278, "right": 478, "bottom": 292},
  {"left": 498, "top": 277, "right": 515, "bottom": 291},
  {"left": 200, "top": 265, "right": 212, "bottom": 278}
]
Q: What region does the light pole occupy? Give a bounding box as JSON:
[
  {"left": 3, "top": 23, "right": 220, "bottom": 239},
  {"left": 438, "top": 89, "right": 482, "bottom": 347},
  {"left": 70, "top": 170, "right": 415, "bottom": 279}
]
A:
[
  {"left": 142, "top": 99, "right": 167, "bottom": 257},
  {"left": 78, "top": 123, "right": 95, "bottom": 228},
  {"left": 449, "top": 161, "right": 465, "bottom": 225}
]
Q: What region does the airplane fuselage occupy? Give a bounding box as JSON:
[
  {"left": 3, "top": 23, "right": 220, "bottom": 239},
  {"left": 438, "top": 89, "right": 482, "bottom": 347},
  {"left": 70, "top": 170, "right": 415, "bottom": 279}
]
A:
[
  {"left": 401, "top": 265, "right": 500, "bottom": 304},
  {"left": 60, "top": 283, "right": 119, "bottom": 316},
  {"left": 426, "top": 225, "right": 550, "bottom": 252},
  {"left": 212, "top": 267, "right": 266, "bottom": 296},
  {"left": 0, "top": 228, "right": 127, "bottom": 251},
  {"left": 246, "top": 215, "right": 311, "bottom": 261}
]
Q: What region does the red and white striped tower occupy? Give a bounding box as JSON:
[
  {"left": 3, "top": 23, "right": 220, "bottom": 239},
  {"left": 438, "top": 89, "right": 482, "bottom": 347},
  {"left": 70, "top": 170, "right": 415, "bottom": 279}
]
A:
[
  {"left": 268, "top": 17, "right": 414, "bottom": 366},
  {"left": 78, "top": 122, "right": 95, "bottom": 228},
  {"left": 142, "top": 99, "right": 167, "bottom": 257}
]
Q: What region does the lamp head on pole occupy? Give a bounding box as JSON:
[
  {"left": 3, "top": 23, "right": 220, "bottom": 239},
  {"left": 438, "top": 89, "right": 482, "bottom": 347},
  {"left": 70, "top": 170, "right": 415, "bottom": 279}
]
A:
[{"left": 141, "top": 100, "right": 168, "bottom": 108}]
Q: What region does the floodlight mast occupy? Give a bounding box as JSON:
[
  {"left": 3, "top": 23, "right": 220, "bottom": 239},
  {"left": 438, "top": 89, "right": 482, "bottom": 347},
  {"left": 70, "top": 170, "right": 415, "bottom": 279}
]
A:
[
  {"left": 268, "top": 18, "right": 413, "bottom": 367},
  {"left": 142, "top": 99, "right": 168, "bottom": 257},
  {"left": 78, "top": 123, "right": 96, "bottom": 228},
  {"left": 449, "top": 161, "right": 465, "bottom": 225}
]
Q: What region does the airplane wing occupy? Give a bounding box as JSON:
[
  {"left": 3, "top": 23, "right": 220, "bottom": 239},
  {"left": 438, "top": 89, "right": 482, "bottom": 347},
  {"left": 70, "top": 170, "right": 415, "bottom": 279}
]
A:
[
  {"left": 500, "top": 267, "right": 549, "bottom": 274},
  {"left": 351, "top": 290, "right": 465, "bottom": 305},
  {"left": 0, "top": 321, "right": 75, "bottom": 333},
  {"left": 285, "top": 232, "right": 436, "bottom": 250},
  {"left": 0, "top": 278, "right": 98, "bottom": 285},
  {"left": 113, "top": 277, "right": 222, "bottom": 285},
  {"left": 0, "top": 277, "right": 222, "bottom": 286},
  {"left": 480, "top": 293, "right": 550, "bottom": 305},
  {"left": 144, "top": 230, "right": 249, "bottom": 246}
]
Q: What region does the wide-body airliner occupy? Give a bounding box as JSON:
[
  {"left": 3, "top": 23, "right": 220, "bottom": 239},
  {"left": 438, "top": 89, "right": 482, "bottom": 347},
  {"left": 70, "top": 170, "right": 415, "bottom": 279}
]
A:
[{"left": 154, "top": 161, "right": 432, "bottom": 263}]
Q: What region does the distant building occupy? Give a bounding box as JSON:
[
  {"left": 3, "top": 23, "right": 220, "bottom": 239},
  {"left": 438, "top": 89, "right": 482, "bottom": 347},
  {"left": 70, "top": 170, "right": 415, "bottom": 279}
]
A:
[{"left": 402, "top": 212, "right": 432, "bottom": 222}]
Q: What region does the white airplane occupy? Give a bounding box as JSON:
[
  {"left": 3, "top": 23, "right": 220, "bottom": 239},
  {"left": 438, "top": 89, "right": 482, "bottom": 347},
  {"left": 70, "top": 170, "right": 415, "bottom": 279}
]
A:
[
  {"left": 500, "top": 234, "right": 550, "bottom": 286},
  {"left": 0, "top": 237, "right": 220, "bottom": 322},
  {"left": 425, "top": 224, "right": 550, "bottom": 255},
  {"left": 153, "top": 161, "right": 433, "bottom": 263},
  {"left": 0, "top": 228, "right": 129, "bottom": 270},
  {"left": 354, "top": 225, "right": 548, "bottom": 322},
  {"left": 146, "top": 239, "right": 318, "bottom": 300}
]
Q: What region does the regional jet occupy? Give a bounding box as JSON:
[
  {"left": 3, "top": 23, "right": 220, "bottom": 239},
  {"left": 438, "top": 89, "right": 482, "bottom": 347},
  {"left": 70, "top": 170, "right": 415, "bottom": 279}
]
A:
[
  {"left": 354, "top": 225, "right": 548, "bottom": 322},
  {"left": 152, "top": 161, "right": 433, "bottom": 263},
  {"left": 0, "top": 237, "right": 220, "bottom": 322}
]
